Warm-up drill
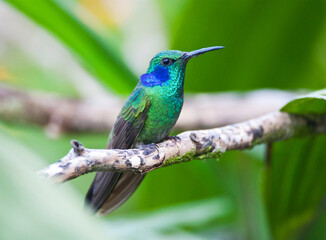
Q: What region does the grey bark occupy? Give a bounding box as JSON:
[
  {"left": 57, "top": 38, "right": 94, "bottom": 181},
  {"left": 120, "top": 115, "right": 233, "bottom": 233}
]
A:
[{"left": 38, "top": 112, "right": 326, "bottom": 183}]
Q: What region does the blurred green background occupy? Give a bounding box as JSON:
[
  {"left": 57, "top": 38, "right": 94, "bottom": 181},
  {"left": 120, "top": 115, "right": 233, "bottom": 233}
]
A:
[{"left": 0, "top": 0, "right": 326, "bottom": 239}]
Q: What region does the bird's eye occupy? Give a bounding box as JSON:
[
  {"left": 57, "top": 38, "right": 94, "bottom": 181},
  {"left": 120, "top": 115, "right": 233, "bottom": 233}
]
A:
[{"left": 161, "top": 58, "right": 175, "bottom": 66}]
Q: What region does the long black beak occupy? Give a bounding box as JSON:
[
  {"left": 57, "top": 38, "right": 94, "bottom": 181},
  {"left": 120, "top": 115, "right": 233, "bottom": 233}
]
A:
[{"left": 181, "top": 46, "right": 224, "bottom": 60}]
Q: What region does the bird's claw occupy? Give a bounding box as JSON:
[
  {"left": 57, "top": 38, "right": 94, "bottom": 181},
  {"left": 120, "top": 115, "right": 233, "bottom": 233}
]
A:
[
  {"left": 147, "top": 143, "right": 159, "bottom": 152},
  {"left": 136, "top": 142, "right": 159, "bottom": 154},
  {"left": 165, "top": 135, "right": 181, "bottom": 143}
]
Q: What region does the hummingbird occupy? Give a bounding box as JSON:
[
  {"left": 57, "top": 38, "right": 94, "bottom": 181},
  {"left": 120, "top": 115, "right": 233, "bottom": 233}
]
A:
[{"left": 85, "top": 46, "right": 224, "bottom": 215}]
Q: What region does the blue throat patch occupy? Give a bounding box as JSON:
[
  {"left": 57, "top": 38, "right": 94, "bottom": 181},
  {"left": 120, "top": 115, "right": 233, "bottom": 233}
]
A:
[{"left": 140, "top": 66, "right": 170, "bottom": 87}]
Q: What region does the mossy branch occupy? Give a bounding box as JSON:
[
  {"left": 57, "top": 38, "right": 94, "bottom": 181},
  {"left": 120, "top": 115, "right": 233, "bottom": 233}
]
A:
[{"left": 38, "top": 112, "right": 326, "bottom": 183}]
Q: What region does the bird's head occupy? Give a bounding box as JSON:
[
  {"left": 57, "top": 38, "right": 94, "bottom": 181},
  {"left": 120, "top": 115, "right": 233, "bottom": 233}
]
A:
[{"left": 140, "top": 46, "right": 224, "bottom": 88}]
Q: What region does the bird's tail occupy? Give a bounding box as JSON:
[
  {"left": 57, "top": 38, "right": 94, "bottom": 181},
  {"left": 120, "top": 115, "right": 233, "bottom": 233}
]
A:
[{"left": 85, "top": 171, "right": 145, "bottom": 215}]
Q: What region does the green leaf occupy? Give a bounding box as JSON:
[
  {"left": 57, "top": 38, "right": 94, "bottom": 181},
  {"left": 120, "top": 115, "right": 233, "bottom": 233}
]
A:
[
  {"left": 0, "top": 126, "right": 109, "bottom": 240},
  {"left": 107, "top": 197, "right": 235, "bottom": 239},
  {"left": 170, "top": 0, "right": 326, "bottom": 92},
  {"left": 264, "top": 135, "right": 326, "bottom": 240},
  {"left": 280, "top": 89, "right": 326, "bottom": 114},
  {"left": 218, "top": 151, "right": 272, "bottom": 240},
  {"left": 268, "top": 89, "right": 326, "bottom": 239},
  {"left": 5, "top": 0, "right": 137, "bottom": 94}
]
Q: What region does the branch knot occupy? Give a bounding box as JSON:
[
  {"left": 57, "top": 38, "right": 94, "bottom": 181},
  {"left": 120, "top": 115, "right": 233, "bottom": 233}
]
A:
[{"left": 70, "top": 140, "right": 85, "bottom": 156}]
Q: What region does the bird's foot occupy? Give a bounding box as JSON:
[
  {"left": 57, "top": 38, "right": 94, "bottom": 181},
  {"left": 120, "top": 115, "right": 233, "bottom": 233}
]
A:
[
  {"left": 147, "top": 143, "right": 159, "bottom": 152},
  {"left": 164, "top": 135, "right": 181, "bottom": 143},
  {"left": 136, "top": 142, "right": 159, "bottom": 154}
]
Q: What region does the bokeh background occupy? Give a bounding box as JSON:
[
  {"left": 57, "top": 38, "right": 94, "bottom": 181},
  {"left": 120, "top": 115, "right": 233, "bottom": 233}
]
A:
[{"left": 1, "top": 0, "right": 326, "bottom": 239}]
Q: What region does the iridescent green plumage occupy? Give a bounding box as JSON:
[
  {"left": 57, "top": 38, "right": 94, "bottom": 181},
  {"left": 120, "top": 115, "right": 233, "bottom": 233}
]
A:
[{"left": 85, "top": 46, "right": 224, "bottom": 215}]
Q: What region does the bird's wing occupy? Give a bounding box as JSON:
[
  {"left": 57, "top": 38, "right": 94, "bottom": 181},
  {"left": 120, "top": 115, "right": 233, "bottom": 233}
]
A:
[
  {"left": 85, "top": 87, "right": 150, "bottom": 213},
  {"left": 108, "top": 87, "right": 151, "bottom": 149}
]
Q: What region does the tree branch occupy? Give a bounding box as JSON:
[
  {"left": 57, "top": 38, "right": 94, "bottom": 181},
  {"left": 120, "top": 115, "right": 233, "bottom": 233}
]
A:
[
  {"left": 0, "top": 84, "right": 297, "bottom": 136},
  {"left": 39, "top": 112, "right": 326, "bottom": 183}
]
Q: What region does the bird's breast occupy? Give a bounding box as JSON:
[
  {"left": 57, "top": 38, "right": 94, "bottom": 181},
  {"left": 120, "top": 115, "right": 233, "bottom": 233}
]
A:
[{"left": 137, "top": 93, "right": 183, "bottom": 144}]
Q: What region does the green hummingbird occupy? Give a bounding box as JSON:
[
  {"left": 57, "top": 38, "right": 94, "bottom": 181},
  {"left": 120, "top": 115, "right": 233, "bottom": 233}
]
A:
[{"left": 85, "top": 46, "right": 224, "bottom": 215}]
